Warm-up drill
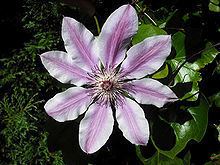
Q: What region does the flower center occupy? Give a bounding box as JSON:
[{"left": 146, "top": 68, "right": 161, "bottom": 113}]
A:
[
  {"left": 100, "top": 80, "right": 113, "bottom": 91},
  {"left": 88, "top": 67, "right": 126, "bottom": 104}
]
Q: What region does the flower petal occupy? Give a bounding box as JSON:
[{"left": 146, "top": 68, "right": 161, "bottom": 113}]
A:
[
  {"left": 121, "top": 35, "right": 171, "bottom": 78},
  {"left": 126, "top": 78, "right": 178, "bottom": 108},
  {"left": 40, "top": 51, "right": 91, "bottom": 86},
  {"left": 116, "top": 97, "right": 149, "bottom": 145},
  {"left": 98, "top": 4, "right": 138, "bottom": 69},
  {"left": 44, "top": 87, "right": 92, "bottom": 122},
  {"left": 62, "top": 17, "right": 98, "bottom": 70},
  {"left": 79, "top": 103, "right": 114, "bottom": 153}
]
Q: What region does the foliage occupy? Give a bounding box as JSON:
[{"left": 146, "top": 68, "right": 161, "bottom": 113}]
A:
[
  {"left": 209, "top": 0, "right": 220, "bottom": 12},
  {"left": 132, "top": 0, "right": 220, "bottom": 164},
  {"left": 0, "top": 0, "right": 64, "bottom": 164},
  {"left": 153, "top": 96, "right": 209, "bottom": 158},
  {"left": 0, "top": 92, "right": 63, "bottom": 164}
]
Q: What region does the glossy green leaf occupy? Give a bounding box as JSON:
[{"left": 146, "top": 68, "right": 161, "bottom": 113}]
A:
[
  {"left": 136, "top": 148, "right": 188, "bottom": 165},
  {"left": 153, "top": 96, "right": 209, "bottom": 159},
  {"left": 169, "top": 32, "right": 204, "bottom": 101},
  {"left": 211, "top": 0, "right": 220, "bottom": 5},
  {"left": 152, "top": 64, "right": 169, "bottom": 79},
  {"left": 191, "top": 42, "right": 220, "bottom": 70},
  {"left": 148, "top": 153, "right": 183, "bottom": 165},
  {"left": 172, "top": 31, "right": 186, "bottom": 58},
  {"left": 132, "top": 24, "right": 167, "bottom": 44},
  {"left": 170, "top": 39, "right": 219, "bottom": 101},
  {"left": 209, "top": 0, "right": 220, "bottom": 12},
  {"left": 169, "top": 59, "right": 202, "bottom": 101}
]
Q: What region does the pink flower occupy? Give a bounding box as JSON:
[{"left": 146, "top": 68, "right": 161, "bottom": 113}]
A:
[{"left": 40, "top": 4, "right": 177, "bottom": 154}]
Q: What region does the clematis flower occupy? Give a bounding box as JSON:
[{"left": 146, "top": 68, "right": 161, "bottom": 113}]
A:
[{"left": 40, "top": 4, "right": 178, "bottom": 154}]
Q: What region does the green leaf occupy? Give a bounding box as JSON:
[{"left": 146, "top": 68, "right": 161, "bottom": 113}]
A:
[
  {"left": 215, "top": 62, "right": 220, "bottom": 74},
  {"left": 191, "top": 42, "right": 220, "bottom": 70},
  {"left": 209, "top": 91, "right": 220, "bottom": 107},
  {"left": 169, "top": 39, "right": 219, "bottom": 101},
  {"left": 136, "top": 146, "right": 148, "bottom": 164},
  {"left": 152, "top": 64, "right": 169, "bottom": 79},
  {"left": 169, "top": 32, "right": 215, "bottom": 101},
  {"left": 170, "top": 61, "right": 202, "bottom": 84},
  {"left": 211, "top": 0, "right": 220, "bottom": 5},
  {"left": 214, "top": 124, "right": 220, "bottom": 142},
  {"left": 132, "top": 24, "right": 167, "bottom": 45},
  {"left": 172, "top": 32, "right": 186, "bottom": 58},
  {"left": 169, "top": 60, "right": 202, "bottom": 101},
  {"left": 209, "top": 0, "right": 220, "bottom": 12},
  {"left": 153, "top": 96, "right": 209, "bottom": 159},
  {"left": 136, "top": 149, "right": 185, "bottom": 165}
]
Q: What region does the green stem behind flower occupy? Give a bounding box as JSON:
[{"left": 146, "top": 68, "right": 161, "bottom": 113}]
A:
[{"left": 94, "top": 15, "right": 100, "bottom": 34}]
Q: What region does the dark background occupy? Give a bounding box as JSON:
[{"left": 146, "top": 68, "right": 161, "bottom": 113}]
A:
[{"left": 0, "top": 0, "right": 219, "bottom": 164}]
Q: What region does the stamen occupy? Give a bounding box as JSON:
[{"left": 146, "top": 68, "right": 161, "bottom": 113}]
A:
[
  {"left": 100, "top": 80, "right": 113, "bottom": 91},
  {"left": 87, "top": 66, "right": 128, "bottom": 105}
]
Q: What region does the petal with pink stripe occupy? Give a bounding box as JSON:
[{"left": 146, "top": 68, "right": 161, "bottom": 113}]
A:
[
  {"left": 98, "top": 4, "right": 138, "bottom": 69},
  {"left": 121, "top": 35, "right": 171, "bottom": 78},
  {"left": 79, "top": 103, "right": 114, "bottom": 153},
  {"left": 116, "top": 97, "right": 149, "bottom": 145},
  {"left": 127, "top": 78, "right": 178, "bottom": 108},
  {"left": 62, "top": 17, "right": 98, "bottom": 70},
  {"left": 40, "top": 51, "right": 91, "bottom": 86},
  {"left": 44, "top": 87, "right": 92, "bottom": 122}
]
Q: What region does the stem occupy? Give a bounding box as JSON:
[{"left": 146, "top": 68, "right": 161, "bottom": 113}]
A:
[
  {"left": 135, "top": 146, "right": 147, "bottom": 164},
  {"left": 169, "top": 42, "right": 220, "bottom": 86},
  {"left": 210, "top": 153, "right": 220, "bottom": 160},
  {"left": 93, "top": 15, "right": 100, "bottom": 34},
  {"left": 135, "top": 3, "right": 157, "bottom": 26}
]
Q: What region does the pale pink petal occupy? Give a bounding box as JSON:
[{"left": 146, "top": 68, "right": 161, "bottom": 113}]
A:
[
  {"left": 40, "top": 51, "right": 91, "bottom": 86},
  {"left": 116, "top": 97, "right": 149, "bottom": 145},
  {"left": 79, "top": 102, "right": 114, "bottom": 153},
  {"left": 44, "top": 87, "right": 92, "bottom": 122},
  {"left": 98, "top": 4, "right": 138, "bottom": 69},
  {"left": 126, "top": 78, "right": 178, "bottom": 108},
  {"left": 62, "top": 17, "right": 98, "bottom": 70},
  {"left": 121, "top": 35, "right": 171, "bottom": 78}
]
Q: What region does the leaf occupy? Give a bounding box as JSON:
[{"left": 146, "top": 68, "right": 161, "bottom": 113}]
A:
[
  {"left": 169, "top": 32, "right": 208, "bottom": 101},
  {"left": 170, "top": 39, "right": 219, "bottom": 101},
  {"left": 191, "top": 42, "right": 220, "bottom": 70},
  {"left": 135, "top": 146, "right": 148, "bottom": 164},
  {"left": 152, "top": 64, "right": 169, "bottom": 79},
  {"left": 169, "top": 59, "right": 202, "bottom": 101},
  {"left": 153, "top": 95, "right": 209, "bottom": 159},
  {"left": 214, "top": 124, "right": 220, "bottom": 142},
  {"left": 132, "top": 24, "right": 167, "bottom": 45},
  {"left": 136, "top": 148, "right": 185, "bottom": 165},
  {"left": 209, "top": 0, "right": 220, "bottom": 12},
  {"left": 211, "top": 0, "right": 220, "bottom": 5},
  {"left": 209, "top": 91, "right": 220, "bottom": 107},
  {"left": 172, "top": 32, "right": 186, "bottom": 58}
]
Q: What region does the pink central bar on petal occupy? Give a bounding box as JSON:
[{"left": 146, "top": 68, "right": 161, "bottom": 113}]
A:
[
  {"left": 98, "top": 4, "right": 138, "bottom": 69},
  {"left": 79, "top": 102, "right": 114, "bottom": 153},
  {"left": 106, "top": 6, "right": 131, "bottom": 68}
]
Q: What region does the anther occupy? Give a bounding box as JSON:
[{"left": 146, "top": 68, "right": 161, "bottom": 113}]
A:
[{"left": 100, "top": 80, "right": 113, "bottom": 91}]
